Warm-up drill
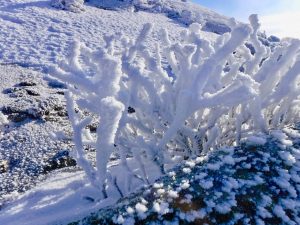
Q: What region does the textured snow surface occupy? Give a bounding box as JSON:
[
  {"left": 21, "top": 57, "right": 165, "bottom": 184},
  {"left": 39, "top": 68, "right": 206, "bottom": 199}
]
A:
[
  {"left": 0, "top": 65, "right": 71, "bottom": 204},
  {"left": 0, "top": 0, "right": 217, "bottom": 68}
]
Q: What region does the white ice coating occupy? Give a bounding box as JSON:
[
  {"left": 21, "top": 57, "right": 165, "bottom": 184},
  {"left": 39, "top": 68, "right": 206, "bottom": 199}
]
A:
[{"left": 51, "top": 14, "right": 300, "bottom": 200}]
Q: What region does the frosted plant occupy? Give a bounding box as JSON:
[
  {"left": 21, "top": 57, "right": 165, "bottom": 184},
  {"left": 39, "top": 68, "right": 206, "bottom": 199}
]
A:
[{"left": 50, "top": 15, "right": 300, "bottom": 199}]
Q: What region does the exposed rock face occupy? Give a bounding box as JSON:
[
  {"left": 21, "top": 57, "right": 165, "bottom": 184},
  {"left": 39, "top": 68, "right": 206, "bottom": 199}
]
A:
[
  {"left": 1, "top": 78, "right": 67, "bottom": 123},
  {"left": 0, "top": 65, "right": 75, "bottom": 200},
  {"left": 43, "top": 150, "right": 77, "bottom": 173},
  {"left": 0, "top": 160, "right": 8, "bottom": 174}
]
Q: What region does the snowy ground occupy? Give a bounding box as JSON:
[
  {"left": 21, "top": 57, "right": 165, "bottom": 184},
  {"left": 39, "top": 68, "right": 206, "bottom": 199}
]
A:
[
  {"left": 0, "top": 0, "right": 219, "bottom": 68},
  {"left": 0, "top": 1, "right": 299, "bottom": 225},
  {"left": 0, "top": 65, "right": 70, "bottom": 203}
]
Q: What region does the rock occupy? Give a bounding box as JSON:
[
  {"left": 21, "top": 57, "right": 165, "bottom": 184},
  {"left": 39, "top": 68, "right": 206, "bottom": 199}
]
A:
[
  {"left": 2, "top": 100, "right": 50, "bottom": 122},
  {"left": 268, "top": 35, "right": 280, "bottom": 43},
  {"left": 43, "top": 150, "right": 76, "bottom": 173},
  {"left": 43, "top": 104, "right": 68, "bottom": 122},
  {"left": 25, "top": 89, "right": 40, "bottom": 96},
  {"left": 128, "top": 106, "right": 135, "bottom": 114},
  {"left": 202, "top": 21, "right": 231, "bottom": 34},
  {"left": 87, "top": 123, "right": 98, "bottom": 132},
  {"left": 0, "top": 160, "right": 8, "bottom": 173},
  {"left": 2, "top": 80, "right": 67, "bottom": 122},
  {"left": 17, "top": 81, "right": 37, "bottom": 87}
]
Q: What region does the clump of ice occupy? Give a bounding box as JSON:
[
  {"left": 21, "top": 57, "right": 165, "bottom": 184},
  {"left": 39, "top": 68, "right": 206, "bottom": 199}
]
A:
[
  {"left": 181, "top": 180, "right": 190, "bottom": 189},
  {"left": 185, "top": 161, "right": 196, "bottom": 168},
  {"left": 152, "top": 201, "right": 169, "bottom": 215},
  {"left": 135, "top": 202, "right": 148, "bottom": 218},
  {"left": 199, "top": 179, "right": 213, "bottom": 189},
  {"left": 167, "top": 190, "right": 178, "bottom": 198},
  {"left": 279, "top": 151, "right": 296, "bottom": 166},
  {"left": 182, "top": 167, "right": 192, "bottom": 174},
  {"left": 246, "top": 136, "right": 267, "bottom": 146}
]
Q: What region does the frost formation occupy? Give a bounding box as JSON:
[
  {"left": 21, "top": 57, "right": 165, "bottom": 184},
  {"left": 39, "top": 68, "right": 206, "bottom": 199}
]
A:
[{"left": 51, "top": 14, "right": 300, "bottom": 200}]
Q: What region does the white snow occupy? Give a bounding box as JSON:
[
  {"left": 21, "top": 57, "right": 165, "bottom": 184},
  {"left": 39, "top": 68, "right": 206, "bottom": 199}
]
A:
[
  {"left": 167, "top": 190, "right": 179, "bottom": 198},
  {"left": 223, "top": 155, "right": 235, "bottom": 165},
  {"left": 126, "top": 206, "right": 135, "bottom": 214},
  {"left": 180, "top": 180, "right": 190, "bottom": 190},
  {"left": 279, "top": 151, "right": 297, "bottom": 166},
  {"left": 0, "top": 112, "right": 9, "bottom": 138},
  {"left": 246, "top": 136, "right": 267, "bottom": 146},
  {"left": 0, "top": 1, "right": 299, "bottom": 225},
  {"left": 135, "top": 202, "right": 148, "bottom": 218},
  {"left": 0, "top": 0, "right": 218, "bottom": 68},
  {"left": 199, "top": 179, "right": 214, "bottom": 189},
  {"left": 273, "top": 205, "right": 296, "bottom": 225},
  {"left": 207, "top": 162, "right": 222, "bottom": 171},
  {"left": 182, "top": 167, "right": 192, "bottom": 174},
  {"left": 116, "top": 215, "right": 125, "bottom": 224},
  {"left": 152, "top": 201, "right": 169, "bottom": 215}
]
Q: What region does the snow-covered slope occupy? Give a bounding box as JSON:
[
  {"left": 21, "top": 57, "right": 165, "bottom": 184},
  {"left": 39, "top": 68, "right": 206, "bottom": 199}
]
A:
[{"left": 0, "top": 0, "right": 222, "bottom": 69}]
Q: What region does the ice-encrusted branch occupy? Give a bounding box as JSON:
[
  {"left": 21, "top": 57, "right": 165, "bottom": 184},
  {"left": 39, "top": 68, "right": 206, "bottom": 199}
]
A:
[
  {"left": 0, "top": 112, "right": 9, "bottom": 138},
  {"left": 51, "top": 15, "right": 300, "bottom": 200}
]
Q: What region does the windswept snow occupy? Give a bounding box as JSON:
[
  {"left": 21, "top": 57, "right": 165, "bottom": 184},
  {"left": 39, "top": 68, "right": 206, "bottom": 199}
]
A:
[{"left": 0, "top": 0, "right": 218, "bottom": 68}]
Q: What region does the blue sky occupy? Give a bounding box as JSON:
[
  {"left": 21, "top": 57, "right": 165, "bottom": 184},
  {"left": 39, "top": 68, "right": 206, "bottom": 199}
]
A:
[{"left": 192, "top": 0, "right": 300, "bottom": 38}]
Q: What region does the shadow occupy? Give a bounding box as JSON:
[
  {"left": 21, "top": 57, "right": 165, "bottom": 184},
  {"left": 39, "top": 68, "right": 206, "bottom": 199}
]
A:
[{"left": 87, "top": 0, "right": 132, "bottom": 10}]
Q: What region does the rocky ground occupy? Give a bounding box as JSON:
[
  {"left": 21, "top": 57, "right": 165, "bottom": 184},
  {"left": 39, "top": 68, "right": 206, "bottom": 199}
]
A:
[
  {"left": 73, "top": 127, "right": 300, "bottom": 225},
  {"left": 0, "top": 65, "right": 78, "bottom": 206}
]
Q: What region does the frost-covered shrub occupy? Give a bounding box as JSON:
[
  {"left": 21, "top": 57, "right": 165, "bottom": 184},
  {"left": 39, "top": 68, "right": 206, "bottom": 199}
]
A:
[
  {"left": 50, "top": 15, "right": 300, "bottom": 200},
  {"left": 74, "top": 129, "right": 300, "bottom": 225},
  {"left": 51, "top": 0, "right": 85, "bottom": 12}
]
